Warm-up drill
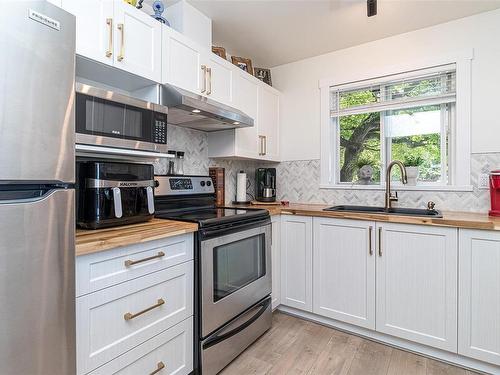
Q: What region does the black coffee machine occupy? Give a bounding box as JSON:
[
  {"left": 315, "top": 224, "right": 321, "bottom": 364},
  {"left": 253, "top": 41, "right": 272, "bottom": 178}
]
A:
[
  {"left": 76, "top": 161, "right": 155, "bottom": 229},
  {"left": 255, "top": 168, "right": 277, "bottom": 202}
]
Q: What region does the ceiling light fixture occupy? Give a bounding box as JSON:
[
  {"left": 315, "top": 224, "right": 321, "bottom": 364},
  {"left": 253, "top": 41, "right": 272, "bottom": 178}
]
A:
[
  {"left": 367, "top": 0, "right": 377, "bottom": 17},
  {"left": 192, "top": 109, "right": 201, "bottom": 113},
  {"left": 233, "top": 121, "right": 240, "bottom": 125}
]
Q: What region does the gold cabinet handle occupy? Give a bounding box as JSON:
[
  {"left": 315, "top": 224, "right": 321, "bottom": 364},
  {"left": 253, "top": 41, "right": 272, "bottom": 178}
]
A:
[
  {"left": 368, "top": 226, "right": 373, "bottom": 255},
  {"left": 124, "top": 251, "right": 165, "bottom": 267},
  {"left": 206, "top": 67, "right": 212, "bottom": 95},
  {"left": 149, "top": 361, "right": 165, "bottom": 375},
  {"left": 201, "top": 65, "right": 207, "bottom": 93},
  {"left": 258, "top": 135, "right": 264, "bottom": 155},
  {"left": 106, "top": 18, "right": 113, "bottom": 57},
  {"left": 378, "top": 227, "right": 382, "bottom": 256},
  {"left": 124, "top": 298, "right": 165, "bottom": 321},
  {"left": 117, "top": 23, "right": 124, "bottom": 61}
]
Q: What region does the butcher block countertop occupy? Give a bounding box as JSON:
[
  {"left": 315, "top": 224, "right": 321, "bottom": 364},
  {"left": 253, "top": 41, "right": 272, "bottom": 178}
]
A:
[
  {"left": 75, "top": 218, "right": 198, "bottom": 256},
  {"left": 229, "top": 203, "right": 500, "bottom": 231}
]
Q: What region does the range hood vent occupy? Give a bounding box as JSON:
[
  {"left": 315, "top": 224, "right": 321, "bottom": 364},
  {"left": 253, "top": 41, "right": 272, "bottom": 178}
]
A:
[{"left": 159, "top": 84, "right": 254, "bottom": 132}]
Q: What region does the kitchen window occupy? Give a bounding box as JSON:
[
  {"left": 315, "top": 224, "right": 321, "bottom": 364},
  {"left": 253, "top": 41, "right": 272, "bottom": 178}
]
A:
[{"left": 320, "top": 58, "right": 472, "bottom": 191}]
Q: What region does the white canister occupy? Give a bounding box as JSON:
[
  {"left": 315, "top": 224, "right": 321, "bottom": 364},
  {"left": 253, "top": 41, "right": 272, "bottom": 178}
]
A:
[{"left": 236, "top": 171, "right": 247, "bottom": 202}]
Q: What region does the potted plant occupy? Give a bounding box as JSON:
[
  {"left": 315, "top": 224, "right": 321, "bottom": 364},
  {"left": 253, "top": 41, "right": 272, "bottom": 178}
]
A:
[
  {"left": 403, "top": 154, "right": 424, "bottom": 185},
  {"left": 356, "top": 156, "right": 376, "bottom": 185}
]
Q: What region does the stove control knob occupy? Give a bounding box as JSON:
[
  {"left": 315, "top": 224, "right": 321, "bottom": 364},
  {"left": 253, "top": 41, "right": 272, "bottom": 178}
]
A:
[
  {"left": 206, "top": 180, "right": 212, "bottom": 187},
  {"left": 200, "top": 181, "right": 206, "bottom": 187}
]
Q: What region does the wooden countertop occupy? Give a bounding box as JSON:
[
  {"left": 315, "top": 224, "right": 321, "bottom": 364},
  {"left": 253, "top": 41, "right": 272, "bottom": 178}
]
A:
[
  {"left": 75, "top": 218, "right": 199, "bottom": 256},
  {"left": 228, "top": 203, "right": 500, "bottom": 231}
]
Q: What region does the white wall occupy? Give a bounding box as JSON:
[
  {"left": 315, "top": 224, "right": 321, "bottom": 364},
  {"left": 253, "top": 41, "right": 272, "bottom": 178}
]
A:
[{"left": 272, "top": 9, "right": 500, "bottom": 161}]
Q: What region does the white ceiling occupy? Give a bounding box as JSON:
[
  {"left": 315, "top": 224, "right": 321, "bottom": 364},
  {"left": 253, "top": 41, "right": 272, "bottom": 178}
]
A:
[{"left": 180, "top": 0, "right": 500, "bottom": 68}]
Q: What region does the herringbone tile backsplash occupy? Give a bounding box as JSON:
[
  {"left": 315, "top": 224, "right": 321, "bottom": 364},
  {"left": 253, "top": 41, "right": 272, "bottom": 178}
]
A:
[{"left": 156, "top": 125, "right": 499, "bottom": 212}]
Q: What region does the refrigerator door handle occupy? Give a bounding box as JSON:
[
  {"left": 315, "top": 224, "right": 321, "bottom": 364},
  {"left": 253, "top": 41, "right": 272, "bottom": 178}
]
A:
[{"left": 112, "top": 187, "right": 123, "bottom": 218}]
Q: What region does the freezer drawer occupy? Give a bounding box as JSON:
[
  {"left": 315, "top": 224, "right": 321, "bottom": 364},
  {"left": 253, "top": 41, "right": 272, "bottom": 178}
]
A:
[
  {"left": 0, "top": 188, "right": 76, "bottom": 375},
  {"left": 0, "top": 1, "right": 75, "bottom": 183}
]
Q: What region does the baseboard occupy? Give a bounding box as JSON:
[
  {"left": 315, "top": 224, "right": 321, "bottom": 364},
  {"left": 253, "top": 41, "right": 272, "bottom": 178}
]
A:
[{"left": 276, "top": 305, "right": 499, "bottom": 375}]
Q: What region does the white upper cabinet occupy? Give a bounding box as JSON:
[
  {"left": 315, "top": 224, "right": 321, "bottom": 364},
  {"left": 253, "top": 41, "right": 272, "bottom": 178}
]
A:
[
  {"left": 204, "top": 52, "right": 233, "bottom": 105},
  {"left": 207, "top": 74, "right": 280, "bottom": 161},
  {"left": 376, "top": 223, "right": 458, "bottom": 352},
  {"left": 258, "top": 84, "right": 280, "bottom": 161},
  {"left": 162, "top": 27, "right": 203, "bottom": 94},
  {"left": 459, "top": 229, "right": 500, "bottom": 366},
  {"left": 313, "top": 217, "right": 376, "bottom": 330},
  {"left": 62, "top": 0, "right": 114, "bottom": 65},
  {"left": 62, "top": 0, "right": 161, "bottom": 82},
  {"left": 113, "top": 0, "right": 161, "bottom": 81},
  {"left": 280, "top": 215, "right": 312, "bottom": 311}
]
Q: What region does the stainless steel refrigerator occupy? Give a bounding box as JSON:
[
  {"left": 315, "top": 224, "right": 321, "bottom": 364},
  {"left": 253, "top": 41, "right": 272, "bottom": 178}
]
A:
[{"left": 0, "top": 1, "right": 76, "bottom": 374}]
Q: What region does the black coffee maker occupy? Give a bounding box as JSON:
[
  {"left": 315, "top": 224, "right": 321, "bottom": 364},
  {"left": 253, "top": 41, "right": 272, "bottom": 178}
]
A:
[{"left": 255, "top": 168, "right": 276, "bottom": 202}]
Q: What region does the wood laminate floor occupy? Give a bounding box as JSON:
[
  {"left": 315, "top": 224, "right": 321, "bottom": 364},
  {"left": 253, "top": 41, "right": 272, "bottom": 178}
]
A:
[{"left": 220, "top": 312, "right": 479, "bottom": 375}]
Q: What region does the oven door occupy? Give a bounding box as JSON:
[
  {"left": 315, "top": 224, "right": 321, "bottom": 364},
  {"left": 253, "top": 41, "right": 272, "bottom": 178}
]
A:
[{"left": 201, "top": 223, "right": 272, "bottom": 337}]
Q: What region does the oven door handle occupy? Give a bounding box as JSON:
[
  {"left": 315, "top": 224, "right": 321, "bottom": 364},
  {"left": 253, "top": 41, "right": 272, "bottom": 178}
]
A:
[{"left": 202, "top": 298, "right": 271, "bottom": 350}]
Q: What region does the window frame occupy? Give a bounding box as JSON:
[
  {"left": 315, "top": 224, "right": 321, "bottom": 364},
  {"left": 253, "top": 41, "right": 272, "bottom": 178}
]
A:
[{"left": 319, "top": 50, "right": 473, "bottom": 192}]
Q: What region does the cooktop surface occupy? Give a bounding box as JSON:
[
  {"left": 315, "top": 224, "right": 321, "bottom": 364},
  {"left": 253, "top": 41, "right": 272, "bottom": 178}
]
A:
[{"left": 155, "top": 207, "right": 269, "bottom": 227}]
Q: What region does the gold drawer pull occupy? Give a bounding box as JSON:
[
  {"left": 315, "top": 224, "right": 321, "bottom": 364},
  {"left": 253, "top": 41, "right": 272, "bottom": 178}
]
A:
[
  {"left": 150, "top": 361, "right": 165, "bottom": 375},
  {"left": 124, "top": 251, "right": 165, "bottom": 267},
  {"left": 124, "top": 298, "right": 165, "bottom": 321}
]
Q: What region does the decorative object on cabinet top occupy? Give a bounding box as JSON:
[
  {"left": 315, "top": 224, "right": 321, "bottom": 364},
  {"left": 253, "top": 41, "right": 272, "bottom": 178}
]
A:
[
  {"left": 75, "top": 218, "right": 198, "bottom": 256},
  {"left": 150, "top": 0, "right": 169, "bottom": 25},
  {"left": 225, "top": 202, "right": 500, "bottom": 230},
  {"left": 212, "top": 46, "right": 227, "bottom": 60},
  {"left": 254, "top": 67, "right": 272, "bottom": 86},
  {"left": 231, "top": 56, "right": 254, "bottom": 75}
]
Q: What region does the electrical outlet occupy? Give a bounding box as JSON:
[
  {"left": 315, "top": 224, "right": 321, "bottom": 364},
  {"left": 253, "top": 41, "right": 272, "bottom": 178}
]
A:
[{"left": 478, "top": 173, "right": 490, "bottom": 189}]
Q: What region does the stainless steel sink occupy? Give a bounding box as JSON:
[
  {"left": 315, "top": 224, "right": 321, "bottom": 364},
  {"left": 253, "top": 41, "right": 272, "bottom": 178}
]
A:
[{"left": 323, "top": 205, "right": 442, "bottom": 218}]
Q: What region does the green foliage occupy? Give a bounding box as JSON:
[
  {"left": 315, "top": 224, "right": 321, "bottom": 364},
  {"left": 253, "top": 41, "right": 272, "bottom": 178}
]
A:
[
  {"left": 403, "top": 154, "right": 424, "bottom": 167},
  {"left": 336, "top": 80, "right": 447, "bottom": 184}
]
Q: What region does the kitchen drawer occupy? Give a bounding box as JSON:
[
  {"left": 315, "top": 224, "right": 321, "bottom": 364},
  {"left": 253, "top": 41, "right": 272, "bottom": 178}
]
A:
[
  {"left": 77, "top": 261, "right": 194, "bottom": 374},
  {"left": 77, "top": 234, "right": 193, "bottom": 296},
  {"left": 88, "top": 317, "right": 193, "bottom": 375}
]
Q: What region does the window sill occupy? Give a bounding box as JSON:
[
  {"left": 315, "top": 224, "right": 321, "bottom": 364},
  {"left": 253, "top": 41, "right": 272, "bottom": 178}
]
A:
[{"left": 319, "top": 184, "right": 474, "bottom": 192}]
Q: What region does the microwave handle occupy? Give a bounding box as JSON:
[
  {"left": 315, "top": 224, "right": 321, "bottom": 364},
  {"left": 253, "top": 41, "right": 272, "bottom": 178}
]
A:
[
  {"left": 146, "top": 186, "right": 155, "bottom": 214},
  {"left": 112, "top": 187, "right": 123, "bottom": 218}
]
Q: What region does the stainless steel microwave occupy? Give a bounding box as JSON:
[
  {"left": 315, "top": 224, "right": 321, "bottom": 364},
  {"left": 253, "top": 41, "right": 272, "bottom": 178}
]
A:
[{"left": 75, "top": 83, "right": 168, "bottom": 153}]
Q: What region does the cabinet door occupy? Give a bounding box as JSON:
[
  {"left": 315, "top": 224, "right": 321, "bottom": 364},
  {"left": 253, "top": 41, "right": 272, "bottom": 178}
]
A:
[
  {"left": 376, "top": 223, "right": 458, "bottom": 352},
  {"left": 206, "top": 53, "right": 233, "bottom": 105},
  {"left": 280, "top": 215, "right": 312, "bottom": 311},
  {"left": 313, "top": 218, "right": 376, "bottom": 329},
  {"left": 271, "top": 216, "right": 281, "bottom": 310},
  {"left": 258, "top": 85, "right": 280, "bottom": 161},
  {"left": 62, "top": 0, "right": 114, "bottom": 65},
  {"left": 113, "top": 0, "right": 161, "bottom": 82},
  {"left": 233, "top": 72, "right": 259, "bottom": 158},
  {"left": 163, "top": 28, "right": 202, "bottom": 93},
  {"left": 459, "top": 229, "right": 500, "bottom": 365}
]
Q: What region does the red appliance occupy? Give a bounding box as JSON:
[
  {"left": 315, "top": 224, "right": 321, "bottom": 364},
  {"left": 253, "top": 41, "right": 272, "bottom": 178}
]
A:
[{"left": 489, "top": 171, "right": 500, "bottom": 216}]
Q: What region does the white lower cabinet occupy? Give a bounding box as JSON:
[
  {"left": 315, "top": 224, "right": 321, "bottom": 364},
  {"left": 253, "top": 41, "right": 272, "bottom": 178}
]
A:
[
  {"left": 313, "top": 217, "right": 376, "bottom": 329},
  {"left": 375, "top": 223, "right": 458, "bottom": 352},
  {"left": 271, "top": 216, "right": 281, "bottom": 310},
  {"left": 76, "top": 234, "right": 194, "bottom": 375},
  {"left": 280, "top": 215, "right": 312, "bottom": 311},
  {"left": 88, "top": 317, "right": 193, "bottom": 375},
  {"left": 458, "top": 229, "right": 500, "bottom": 366}
]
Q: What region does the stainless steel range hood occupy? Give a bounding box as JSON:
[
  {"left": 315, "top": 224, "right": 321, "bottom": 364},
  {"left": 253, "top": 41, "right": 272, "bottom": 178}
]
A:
[{"left": 159, "top": 84, "right": 254, "bottom": 132}]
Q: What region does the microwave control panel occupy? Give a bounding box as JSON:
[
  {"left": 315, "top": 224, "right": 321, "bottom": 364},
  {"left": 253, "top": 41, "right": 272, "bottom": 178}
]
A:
[{"left": 153, "top": 113, "right": 167, "bottom": 144}]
